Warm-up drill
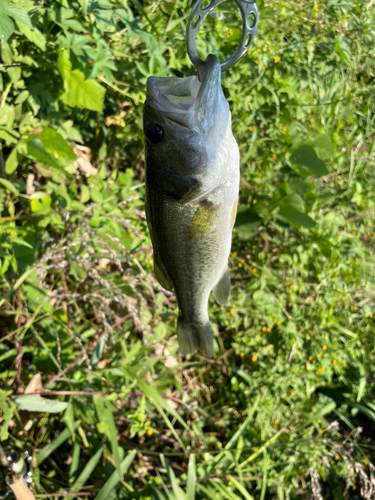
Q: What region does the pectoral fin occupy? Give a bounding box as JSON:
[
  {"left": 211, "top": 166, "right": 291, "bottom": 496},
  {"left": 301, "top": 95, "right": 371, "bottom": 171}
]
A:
[
  {"left": 154, "top": 259, "right": 173, "bottom": 291},
  {"left": 213, "top": 267, "right": 231, "bottom": 305}
]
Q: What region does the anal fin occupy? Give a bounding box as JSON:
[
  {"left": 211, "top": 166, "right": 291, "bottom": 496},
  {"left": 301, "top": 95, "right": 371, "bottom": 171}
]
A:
[{"left": 213, "top": 267, "right": 231, "bottom": 306}]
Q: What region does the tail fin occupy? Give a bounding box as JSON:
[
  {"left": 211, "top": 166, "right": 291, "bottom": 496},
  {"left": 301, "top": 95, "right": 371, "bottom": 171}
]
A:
[{"left": 177, "top": 317, "right": 214, "bottom": 358}]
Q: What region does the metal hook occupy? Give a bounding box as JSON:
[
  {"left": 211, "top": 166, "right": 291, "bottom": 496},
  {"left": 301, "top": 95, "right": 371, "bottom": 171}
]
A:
[{"left": 186, "top": 0, "right": 259, "bottom": 80}]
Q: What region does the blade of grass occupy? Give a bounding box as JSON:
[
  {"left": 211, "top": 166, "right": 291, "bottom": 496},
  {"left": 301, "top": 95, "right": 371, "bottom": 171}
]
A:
[
  {"left": 93, "top": 450, "right": 136, "bottom": 500},
  {"left": 37, "top": 421, "right": 80, "bottom": 466},
  {"left": 160, "top": 454, "right": 187, "bottom": 500},
  {"left": 186, "top": 454, "right": 196, "bottom": 500},
  {"left": 71, "top": 444, "right": 104, "bottom": 492},
  {"left": 228, "top": 476, "right": 255, "bottom": 500}
]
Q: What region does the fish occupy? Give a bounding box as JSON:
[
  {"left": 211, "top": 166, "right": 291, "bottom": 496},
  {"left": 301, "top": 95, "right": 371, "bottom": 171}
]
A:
[{"left": 143, "top": 54, "right": 239, "bottom": 357}]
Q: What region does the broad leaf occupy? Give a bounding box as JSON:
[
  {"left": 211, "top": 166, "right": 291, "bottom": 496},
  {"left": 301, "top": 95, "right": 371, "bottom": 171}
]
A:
[
  {"left": 61, "top": 69, "right": 106, "bottom": 112},
  {"left": 0, "top": 15, "right": 14, "bottom": 48},
  {"left": 290, "top": 145, "right": 328, "bottom": 178},
  {"left": 278, "top": 206, "right": 316, "bottom": 228},
  {"left": 13, "top": 395, "right": 69, "bottom": 413}
]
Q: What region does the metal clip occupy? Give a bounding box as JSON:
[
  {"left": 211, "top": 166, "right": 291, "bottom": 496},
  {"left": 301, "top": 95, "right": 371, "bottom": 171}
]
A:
[{"left": 186, "top": 0, "right": 259, "bottom": 80}]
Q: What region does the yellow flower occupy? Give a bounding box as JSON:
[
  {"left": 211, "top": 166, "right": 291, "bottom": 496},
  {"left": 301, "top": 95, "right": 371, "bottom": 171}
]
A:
[
  {"left": 282, "top": 127, "right": 287, "bottom": 132},
  {"left": 352, "top": 486, "right": 357, "bottom": 490},
  {"left": 277, "top": 321, "right": 281, "bottom": 326},
  {"left": 291, "top": 392, "right": 295, "bottom": 396},
  {"left": 252, "top": 268, "right": 257, "bottom": 273},
  {"left": 255, "top": 60, "right": 259, "bottom": 64},
  {"left": 342, "top": 297, "right": 346, "bottom": 301},
  {"left": 10, "top": 231, "right": 15, "bottom": 237},
  {"left": 248, "top": 126, "right": 253, "bottom": 131},
  {"left": 267, "top": 328, "right": 271, "bottom": 333},
  {"left": 322, "top": 345, "right": 327, "bottom": 350},
  {"left": 319, "top": 93, "right": 322, "bottom": 97},
  {"left": 252, "top": 355, "right": 257, "bottom": 362},
  {"left": 233, "top": 251, "right": 237, "bottom": 256},
  {"left": 238, "top": 262, "right": 243, "bottom": 268},
  {"left": 332, "top": 360, "right": 337, "bottom": 365},
  {"left": 274, "top": 419, "right": 279, "bottom": 425},
  {"left": 368, "top": 231, "right": 371, "bottom": 236},
  {"left": 317, "top": 419, "right": 321, "bottom": 424},
  {"left": 272, "top": 154, "right": 277, "bottom": 158},
  {"left": 335, "top": 455, "right": 339, "bottom": 461},
  {"left": 230, "top": 309, "right": 234, "bottom": 314},
  {"left": 320, "top": 429, "right": 324, "bottom": 433},
  {"left": 314, "top": 7, "right": 319, "bottom": 12},
  {"left": 290, "top": 285, "right": 293, "bottom": 289},
  {"left": 296, "top": 17, "right": 299, "bottom": 21},
  {"left": 274, "top": 56, "right": 280, "bottom": 63},
  {"left": 262, "top": 326, "right": 267, "bottom": 332},
  {"left": 256, "top": 48, "right": 261, "bottom": 52},
  {"left": 365, "top": 460, "right": 368, "bottom": 466},
  {"left": 343, "top": 363, "right": 348, "bottom": 368},
  {"left": 309, "top": 356, "right": 313, "bottom": 361},
  {"left": 147, "top": 429, "right": 153, "bottom": 436},
  {"left": 370, "top": 314, "right": 374, "bottom": 319},
  {"left": 240, "top": 352, "right": 244, "bottom": 357},
  {"left": 230, "top": 30, "right": 233, "bottom": 36}
]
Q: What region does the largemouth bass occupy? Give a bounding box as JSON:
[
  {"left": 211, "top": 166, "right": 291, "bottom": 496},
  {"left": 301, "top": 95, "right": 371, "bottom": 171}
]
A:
[{"left": 143, "top": 54, "right": 239, "bottom": 357}]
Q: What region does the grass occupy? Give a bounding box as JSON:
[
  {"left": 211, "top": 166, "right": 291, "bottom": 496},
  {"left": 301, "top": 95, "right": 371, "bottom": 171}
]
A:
[{"left": 0, "top": 0, "right": 375, "bottom": 498}]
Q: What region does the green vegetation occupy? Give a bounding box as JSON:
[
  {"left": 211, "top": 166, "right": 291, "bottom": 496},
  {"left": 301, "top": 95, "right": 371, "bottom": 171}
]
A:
[{"left": 0, "top": 0, "right": 375, "bottom": 498}]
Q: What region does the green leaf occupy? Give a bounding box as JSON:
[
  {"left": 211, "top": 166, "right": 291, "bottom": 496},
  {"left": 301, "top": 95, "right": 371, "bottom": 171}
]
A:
[
  {"left": 37, "top": 421, "right": 81, "bottom": 465},
  {"left": 186, "top": 454, "right": 196, "bottom": 500},
  {"left": 313, "top": 134, "right": 335, "bottom": 161},
  {"left": 16, "top": 22, "right": 46, "bottom": 51},
  {"left": 335, "top": 35, "right": 350, "bottom": 65},
  {"left": 0, "top": 390, "right": 16, "bottom": 441},
  {"left": 280, "top": 194, "right": 305, "bottom": 213},
  {"left": 13, "top": 395, "right": 69, "bottom": 413},
  {"left": 0, "top": 178, "right": 19, "bottom": 194},
  {"left": 3, "top": 2, "right": 32, "bottom": 28},
  {"left": 278, "top": 206, "right": 316, "bottom": 228},
  {"left": 91, "top": 334, "right": 107, "bottom": 369},
  {"left": 71, "top": 444, "right": 104, "bottom": 492},
  {"left": 27, "top": 137, "right": 73, "bottom": 177},
  {"left": 10, "top": 237, "right": 33, "bottom": 248},
  {"left": 357, "top": 363, "right": 366, "bottom": 402},
  {"left": 61, "top": 69, "right": 106, "bottom": 112},
  {"left": 233, "top": 206, "right": 262, "bottom": 240},
  {"left": 160, "top": 454, "right": 187, "bottom": 500},
  {"left": 38, "top": 127, "right": 76, "bottom": 165},
  {"left": 0, "top": 15, "right": 14, "bottom": 48},
  {"left": 93, "top": 450, "right": 136, "bottom": 500},
  {"left": 57, "top": 49, "right": 72, "bottom": 80},
  {"left": 290, "top": 145, "right": 328, "bottom": 178}
]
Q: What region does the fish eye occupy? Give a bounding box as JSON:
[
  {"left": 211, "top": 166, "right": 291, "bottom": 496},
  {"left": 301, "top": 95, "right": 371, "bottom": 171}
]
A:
[{"left": 146, "top": 122, "right": 164, "bottom": 144}]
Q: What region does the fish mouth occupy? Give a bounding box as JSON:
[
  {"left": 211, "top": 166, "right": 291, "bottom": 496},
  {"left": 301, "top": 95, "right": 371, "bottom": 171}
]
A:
[{"left": 146, "top": 55, "right": 222, "bottom": 131}]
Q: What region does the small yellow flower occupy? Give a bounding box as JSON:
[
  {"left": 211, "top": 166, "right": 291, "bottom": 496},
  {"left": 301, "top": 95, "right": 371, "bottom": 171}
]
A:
[
  {"left": 256, "top": 48, "right": 261, "bottom": 52},
  {"left": 332, "top": 360, "right": 337, "bottom": 365},
  {"left": 230, "top": 30, "right": 233, "bottom": 36},
  {"left": 233, "top": 251, "right": 237, "bottom": 256},
  {"left": 290, "top": 285, "right": 293, "bottom": 289},
  {"left": 309, "top": 356, "right": 313, "bottom": 361},
  {"left": 296, "top": 17, "right": 299, "bottom": 21},
  {"left": 238, "top": 262, "right": 243, "bottom": 268},
  {"left": 342, "top": 297, "right": 346, "bottom": 301},
  {"left": 282, "top": 127, "right": 287, "bottom": 132},
  {"left": 10, "top": 231, "right": 15, "bottom": 237},
  {"left": 352, "top": 486, "right": 357, "bottom": 490},
  {"left": 230, "top": 309, "right": 234, "bottom": 314},
  {"left": 252, "top": 268, "right": 257, "bottom": 273},
  {"left": 262, "top": 326, "right": 267, "bottom": 332},
  {"left": 335, "top": 455, "right": 339, "bottom": 461},
  {"left": 248, "top": 126, "right": 253, "bottom": 131},
  {"left": 252, "top": 355, "right": 257, "bottom": 362},
  {"left": 240, "top": 352, "right": 244, "bottom": 357},
  {"left": 291, "top": 391, "right": 295, "bottom": 396},
  {"left": 274, "top": 56, "right": 280, "bottom": 63},
  {"left": 272, "top": 154, "right": 277, "bottom": 158},
  {"left": 322, "top": 345, "right": 327, "bottom": 351},
  {"left": 320, "top": 429, "right": 324, "bottom": 433},
  {"left": 274, "top": 419, "right": 279, "bottom": 425},
  {"left": 267, "top": 328, "right": 271, "bottom": 333},
  {"left": 370, "top": 314, "right": 374, "bottom": 319},
  {"left": 355, "top": 257, "right": 358, "bottom": 261},
  {"left": 255, "top": 60, "right": 259, "bottom": 64},
  {"left": 352, "top": 306, "right": 358, "bottom": 311},
  {"left": 336, "top": 288, "right": 340, "bottom": 292},
  {"left": 364, "top": 460, "right": 368, "bottom": 466},
  {"left": 319, "top": 93, "right": 322, "bottom": 97},
  {"left": 314, "top": 7, "right": 319, "bottom": 12},
  {"left": 317, "top": 419, "right": 321, "bottom": 424},
  {"left": 277, "top": 321, "right": 281, "bottom": 326},
  {"left": 343, "top": 363, "right": 348, "bottom": 368},
  {"left": 368, "top": 231, "right": 371, "bottom": 236},
  {"left": 147, "top": 429, "right": 153, "bottom": 436}
]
